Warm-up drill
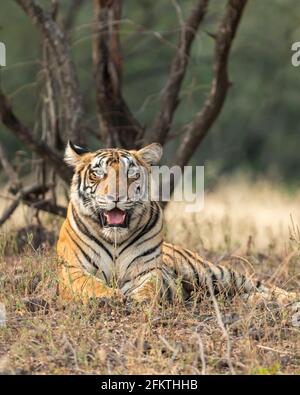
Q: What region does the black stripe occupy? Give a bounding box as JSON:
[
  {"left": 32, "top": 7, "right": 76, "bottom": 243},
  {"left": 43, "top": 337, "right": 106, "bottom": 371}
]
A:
[
  {"left": 121, "top": 266, "right": 163, "bottom": 288},
  {"left": 120, "top": 204, "right": 156, "bottom": 251},
  {"left": 66, "top": 228, "right": 97, "bottom": 271},
  {"left": 204, "top": 263, "right": 220, "bottom": 295},
  {"left": 71, "top": 252, "right": 89, "bottom": 276},
  {"left": 227, "top": 269, "right": 236, "bottom": 296},
  {"left": 126, "top": 240, "right": 163, "bottom": 271},
  {"left": 163, "top": 251, "right": 179, "bottom": 265},
  {"left": 238, "top": 273, "right": 247, "bottom": 291},
  {"left": 62, "top": 264, "right": 79, "bottom": 270},
  {"left": 118, "top": 212, "right": 150, "bottom": 249},
  {"left": 161, "top": 270, "right": 174, "bottom": 302},
  {"left": 119, "top": 203, "right": 160, "bottom": 255},
  {"left": 137, "top": 222, "right": 163, "bottom": 247},
  {"left": 217, "top": 265, "right": 224, "bottom": 281},
  {"left": 83, "top": 164, "right": 91, "bottom": 189},
  {"left": 76, "top": 173, "right": 81, "bottom": 193},
  {"left": 169, "top": 247, "right": 200, "bottom": 286},
  {"left": 163, "top": 251, "right": 188, "bottom": 280},
  {"left": 181, "top": 247, "right": 211, "bottom": 269},
  {"left": 143, "top": 253, "right": 161, "bottom": 265},
  {"left": 123, "top": 276, "right": 150, "bottom": 296},
  {"left": 67, "top": 219, "right": 100, "bottom": 269},
  {"left": 70, "top": 273, "right": 86, "bottom": 283},
  {"left": 231, "top": 270, "right": 237, "bottom": 290},
  {"left": 72, "top": 205, "right": 113, "bottom": 260},
  {"left": 101, "top": 270, "right": 108, "bottom": 284}
]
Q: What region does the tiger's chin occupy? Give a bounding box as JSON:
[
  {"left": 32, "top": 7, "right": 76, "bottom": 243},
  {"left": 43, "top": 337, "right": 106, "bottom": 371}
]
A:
[
  {"left": 101, "top": 226, "right": 131, "bottom": 245},
  {"left": 101, "top": 224, "right": 131, "bottom": 244}
]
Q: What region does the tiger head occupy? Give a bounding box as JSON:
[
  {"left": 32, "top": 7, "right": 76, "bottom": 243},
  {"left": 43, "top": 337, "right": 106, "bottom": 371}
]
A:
[{"left": 65, "top": 142, "right": 162, "bottom": 241}]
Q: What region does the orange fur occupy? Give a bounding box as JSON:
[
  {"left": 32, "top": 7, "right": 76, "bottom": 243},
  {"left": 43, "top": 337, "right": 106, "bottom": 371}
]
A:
[{"left": 57, "top": 143, "right": 299, "bottom": 306}]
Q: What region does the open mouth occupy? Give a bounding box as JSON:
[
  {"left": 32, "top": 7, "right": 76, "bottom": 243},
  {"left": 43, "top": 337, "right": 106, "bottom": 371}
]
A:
[{"left": 101, "top": 208, "right": 128, "bottom": 228}]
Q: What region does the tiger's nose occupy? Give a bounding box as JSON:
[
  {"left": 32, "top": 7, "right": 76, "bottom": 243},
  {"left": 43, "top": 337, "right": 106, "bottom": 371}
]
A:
[
  {"left": 106, "top": 193, "right": 119, "bottom": 203},
  {"left": 106, "top": 193, "right": 127, "bottom": 203}
]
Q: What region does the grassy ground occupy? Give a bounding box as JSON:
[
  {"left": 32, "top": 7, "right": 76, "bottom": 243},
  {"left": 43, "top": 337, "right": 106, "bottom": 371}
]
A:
[{"left": 0, "top": 178, "right": 300, "bottom": 374}]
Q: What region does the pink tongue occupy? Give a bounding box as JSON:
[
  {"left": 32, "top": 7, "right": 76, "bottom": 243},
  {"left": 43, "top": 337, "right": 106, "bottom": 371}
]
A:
[{"left": 106, "top": 209, "right": 125, "bottom": 225}]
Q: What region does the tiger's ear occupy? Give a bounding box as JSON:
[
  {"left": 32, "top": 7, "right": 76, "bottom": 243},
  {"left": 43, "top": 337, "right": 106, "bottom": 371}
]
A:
[
  {"left": 64, "top": 141, "right": 90, "bottom": 167},
  {"left": 137, "top": 143, "right": 163, "bottom": 165}
]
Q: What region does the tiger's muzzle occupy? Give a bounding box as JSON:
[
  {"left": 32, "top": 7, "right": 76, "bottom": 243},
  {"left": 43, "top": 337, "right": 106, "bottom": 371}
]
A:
[{"left": 99, "top": 207, "right": 130, "bottom": 228}]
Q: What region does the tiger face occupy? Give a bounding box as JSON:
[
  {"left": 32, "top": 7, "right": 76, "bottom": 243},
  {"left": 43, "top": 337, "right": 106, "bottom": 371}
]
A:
[{"left": 65, "top": 142, "right": 162, "bottom": 241}]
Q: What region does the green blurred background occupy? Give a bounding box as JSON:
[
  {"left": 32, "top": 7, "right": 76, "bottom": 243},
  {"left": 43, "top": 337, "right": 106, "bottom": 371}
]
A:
[{"left": 0, "top": 0, "right": 300, "bottom": 185}]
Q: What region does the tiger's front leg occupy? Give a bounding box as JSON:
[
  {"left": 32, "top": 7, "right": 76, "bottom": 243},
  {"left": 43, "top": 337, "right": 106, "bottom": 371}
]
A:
[
  {"left": 57, "top": 221, "right": 122, "bottom": 304},
  {"left": 58, "top": 265, "right": 121, "bottom": 304},
  {"left": 125, "top": 275, "right": 162, "bottom": 304},
  {"left": 121, "top": 266, "right": 176, "bottom": 304}
]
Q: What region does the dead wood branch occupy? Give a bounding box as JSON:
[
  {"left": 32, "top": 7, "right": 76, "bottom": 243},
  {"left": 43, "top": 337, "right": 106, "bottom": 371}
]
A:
[
  {"left": 0, "top": 182, "right": 67, "bottom": 227},
  {"left": 24, "top": 199, "right": 67, "bottom": 217},
  {"left": 0, "top": 91, "right": 71, "bottom": 183},
  {"left": 0, "top": 196, "right": 22, "bottom": 227},
  {"left": 62, "top": 0, "right": 85, "bottom": 35},
  {"left": 173, "top": 0, "right": 248, "bottom": 169},
  {"left": 0, "top": 184, "right": 45, "bottom": 227},
  {"left": 148, "top": 0, "right": 209, "bottom": 145},
  {"left": 92, "top": 0, "right": 143, "bottom": 148},
  {"left": 206, "top": 277, "right": 236, "bottom": 375},
  {"left": 0, "top": 142, "right": 21, "bottom": 193},
  {"left": 16, "top": 0, "right": 85, "bottom": 145}
]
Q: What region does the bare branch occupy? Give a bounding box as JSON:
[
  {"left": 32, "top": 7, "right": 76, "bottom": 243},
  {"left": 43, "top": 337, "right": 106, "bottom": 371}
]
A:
[
  {"left": 0, "top": 196, "right": 22, "bottom": 227},
  {"left": 15, "top": 0, "right": 85, "bottom": 145},
  {"left": 25, "top": 199, "right": 67, "bottom": 217},
  {"left": 148, "top": 0, "right": 209, "bottom": 145},
  {"left": 174, "top": 0, "right": 248, "bottom": 169},
  {"left": 206, "top": 277, "right": 236, "bottom": 375},
  {"left": 0, "top": 184, "right": 47, "bottom": 228},
  {"left": 0, "top": 91, "right": 72, "bottom": 183},
  {"left": 92, "top": 0, "right": 144, "bottom": 148},
  {"left": 0, "top": 142, "right": 20, "bottom": 189},
  {"left": 0, "top": 182, "right": 67, "bottom": 227},
  {"left": 62, "top": 0, "right": 84, "bottom": 35},
  {"left": 20, "top": 183, "right": 67, "bottom": 217}
]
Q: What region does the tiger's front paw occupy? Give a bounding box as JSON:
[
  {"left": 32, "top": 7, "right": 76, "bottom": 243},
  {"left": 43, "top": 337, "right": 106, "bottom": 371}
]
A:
[
  {"left": 124, "top": 277, "right": 162, "bottom": 305},
  {"left": 96, "top": 296, "right": 125, "bottom": 308},
  {"left": 128, "top": 288, "right": 160, "bottom": 305},
  {"left": 87, "top": 289, "right": 125, "bottom": 308}
]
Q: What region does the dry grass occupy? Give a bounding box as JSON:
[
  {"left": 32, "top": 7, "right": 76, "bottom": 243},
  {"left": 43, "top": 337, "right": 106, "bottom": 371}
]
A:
[{"left": 0, "top": 178, "right": 300, "bottom": 375}]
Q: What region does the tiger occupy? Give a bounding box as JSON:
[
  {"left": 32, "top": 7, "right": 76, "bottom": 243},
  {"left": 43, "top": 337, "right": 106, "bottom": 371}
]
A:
[{"left": 57, "top": 141, "right": 298, "bottom": 306}]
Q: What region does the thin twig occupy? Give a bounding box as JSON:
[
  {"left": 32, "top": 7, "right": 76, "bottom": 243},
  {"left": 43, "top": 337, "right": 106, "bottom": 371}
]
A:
[
  {"left": 195, "top": 332, "right": 206, "bottom": 375},
  {"left": 92, "top": 0, "right": 143, "bottom": 148},
  {"left": 62, "top": 0, "right": 84, "bottom": 36},
  {"left": 0, "top": 142, "right": 20, "bottom": 188},
  {"left": 0, "top": 90, "right": 71, "bottom": 183},
  {"left": 0, "top": 182, "right": 67, "bottom": 227},
  {"left": 0, "top": 195, "right": 22, "bottom": 227},
  {"left": 206, "top": 278, "right": 236, "bottom": 375},
  {"left": 148, "top": 0, "right": 209, "bottom": 145},
  {"left": 16, "top": 0, "right": 85, "bottom": 145},
  {"left": 173, "top": 0, "right": 248, "bottom": 170}
]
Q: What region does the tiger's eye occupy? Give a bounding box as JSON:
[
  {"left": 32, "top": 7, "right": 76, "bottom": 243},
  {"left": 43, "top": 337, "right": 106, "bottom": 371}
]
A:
[
  {"left": 91, "top": 168, "right": 105, "bottom": 180},
  {"left": 128, "top": 168, "right": 140, "bottom": 179}
]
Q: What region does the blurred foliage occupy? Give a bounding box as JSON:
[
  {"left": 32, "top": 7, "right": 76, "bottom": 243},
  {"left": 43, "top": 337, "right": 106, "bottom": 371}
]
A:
[{"left": 0, "top": 0, "right": 300, "bottom": 184}]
